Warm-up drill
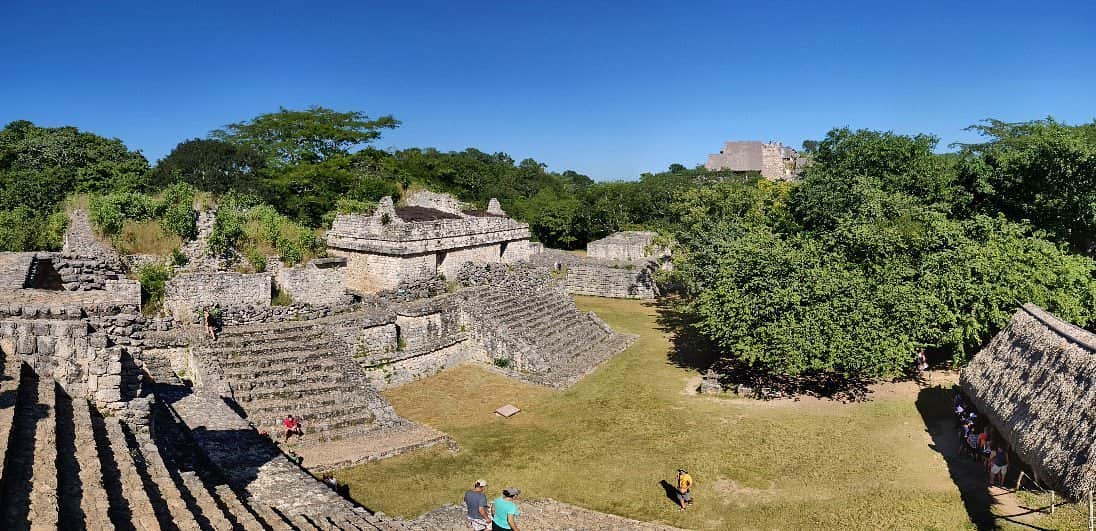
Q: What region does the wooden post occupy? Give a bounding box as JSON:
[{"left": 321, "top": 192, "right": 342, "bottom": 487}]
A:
[
  {"left": 1082, "top": 489, "right": 1091, "bottom": 531},
  {"left": 1051, "top": 490, "right": 1055, "bottom": 514},
  {"left": 1015, "top": 471, "right": 1025, "bottom": 491}
]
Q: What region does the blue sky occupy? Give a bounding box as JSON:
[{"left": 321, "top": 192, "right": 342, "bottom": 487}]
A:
[{"left": 2, "top": 1, "right": 1094, "bottom": 180}]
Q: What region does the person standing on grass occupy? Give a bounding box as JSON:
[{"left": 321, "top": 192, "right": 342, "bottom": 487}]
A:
[
  {"left": 491, "top": 488, "right": 521, "bottom": 531},
  {"left": 676, "top": 469, "right": 694, "bottom": 510},
  {"left": 464, "top": 479, "right": 491, "bottom": 531}
]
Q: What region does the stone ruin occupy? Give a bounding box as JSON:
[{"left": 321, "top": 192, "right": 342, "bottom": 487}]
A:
[
  {"left": 705, "top": 139, "right": 806, "bottom": 180},
  {"left": 325, "top": 192, "right": 534, "bottom": 292},
  {"left": 0, "top": 192, "right": 651, "bottom": 529},
  {"left": 533, "top": 231, "right": 670, "bottom": 300}
]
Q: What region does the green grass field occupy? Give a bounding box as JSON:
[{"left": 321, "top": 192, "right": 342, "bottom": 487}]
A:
[{"left": 336, "top": 296, "right": 1075, "bottom": 530}]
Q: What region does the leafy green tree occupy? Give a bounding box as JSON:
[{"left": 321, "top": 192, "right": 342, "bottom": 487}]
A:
[
  {"left": 211, "top": 106, "right": 399, "bottom": 168},
  {"left": 153, "top": 138, "right": 264, "bottom": 194},
  {"left": 956, "top": 118, "right": 1096, "bottom": 251}
]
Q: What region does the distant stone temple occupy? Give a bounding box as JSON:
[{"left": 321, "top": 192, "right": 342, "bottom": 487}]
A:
[
  {"left": 705, "top": 140, "right": 804, "bottom": 180},
  {"left": 326, "top": 191, "right": 535, "bottom": 292}
]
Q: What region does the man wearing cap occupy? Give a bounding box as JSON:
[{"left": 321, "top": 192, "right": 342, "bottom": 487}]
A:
[
  {"left": 464, "top": 479, "right": 491, "bottom": 530},
  {"left": 491, "top": 487, "right": 521, "bottom": 531},
  {"left": 676, "top": 469, "right": 693, "bottom": 510}
]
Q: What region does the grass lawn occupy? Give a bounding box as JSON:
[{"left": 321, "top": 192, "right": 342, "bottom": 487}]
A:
[{"left": 336, "top": 296, "right": 1053, "bottom": 529}]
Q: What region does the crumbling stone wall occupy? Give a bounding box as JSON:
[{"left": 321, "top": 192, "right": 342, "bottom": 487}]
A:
[
  {"left": 405, "top": 190, "right": 465, "bottom": 214},
  {"left": 164, "top": 272, "right": 271, "bottom": 320},
  {"left": 587, "top": 231, "right": 663, "bottom": 261},
  {"left": 274, "top": 257, "right": 347, "bottom": 306},
  {"left": 564, "top": 262, "right": 659, "bottom": 299},
  {"left": 329, "top": 249, "right": 435, "bottom": 292}
]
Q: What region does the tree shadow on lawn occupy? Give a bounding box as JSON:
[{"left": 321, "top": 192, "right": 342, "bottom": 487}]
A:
[
  {"left": 915, "top": 386, "right": 1053, "bottom": 531},
  {"left": 651, "top": 298, "right": 872, "bottom": 401}
]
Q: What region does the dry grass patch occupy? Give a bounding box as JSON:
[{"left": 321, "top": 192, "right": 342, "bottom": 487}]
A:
[
  {"left": 112, "top": 219, "right": 182, "bottom": 255},
  {"left": 339, "top": 297, "right": 988, "bottom": 529}
]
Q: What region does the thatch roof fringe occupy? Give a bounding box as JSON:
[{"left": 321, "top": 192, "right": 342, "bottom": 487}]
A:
[{"left": 960, "top": 303, "right": 1096, "bottom": 500}]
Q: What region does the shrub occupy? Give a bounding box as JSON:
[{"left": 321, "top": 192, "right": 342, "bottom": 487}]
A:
[
  {"left": 245, "top": 247, "right": 267, "bottom": 272},
  {"left": 170, "top": 248, "right": 188, "bottom": 267},
  {"left": 492, "top": 358, "right": 512, "bottom": 369},
  {"left": 138, "top": 263, "right": 171, "bottom": 311}
]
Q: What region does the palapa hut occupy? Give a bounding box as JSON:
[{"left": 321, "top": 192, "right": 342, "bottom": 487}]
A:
[{"left": 961, "top": 303, "right": 1096, "bottom": 501}]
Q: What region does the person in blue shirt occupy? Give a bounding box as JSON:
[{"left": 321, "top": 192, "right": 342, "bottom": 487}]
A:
[{"left": 491, "top": 488, "right": 521, "bottom": 531}]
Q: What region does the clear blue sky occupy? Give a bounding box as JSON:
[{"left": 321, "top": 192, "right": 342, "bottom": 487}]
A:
[{"left": 2, "top": 1, "right": 1094, "bottom": 181}]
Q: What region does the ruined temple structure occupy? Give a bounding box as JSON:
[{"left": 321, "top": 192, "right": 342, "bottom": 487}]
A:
[
  {"left": 705, "top": 139, "right": 805, "bottom": 180},
  {"left": 0, "top": 197, "right": 647, "bottom": 528},
  {"left": 326, "top": 191, "right": 535, "bottom": 292},
  {"left": 533, "top": 231, "right": 669, "bottom": 300}
]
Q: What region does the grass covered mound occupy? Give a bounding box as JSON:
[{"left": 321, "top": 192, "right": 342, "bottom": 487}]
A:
[{"left": 337, "top": 297, "right": 984, "bottom": 530}]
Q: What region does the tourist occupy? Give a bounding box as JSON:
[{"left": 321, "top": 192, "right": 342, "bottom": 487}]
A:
[
  {"left": 202, "top": 309, "right": 217, "bottom": 340},
  {"left": 323, "top": 472, "right": 338, "bottom": 489},
  {"left": 916, "top": 348, "right": 928, "bottom": 372},
  {"left": 283, "top": 414, "right": 304, "bottom": 441},
  {"left": 676, "top": 468, "right": 693, "bottom": 510},
  {"left": 464, "top": 479, "right": 491, "bottom": 530},
  {"left": 978, "top": 429, "right": 993, "bottom": 466},
  {"left": 989, "top": 446, "right": 1009, "bottom": 486},
  {"left": 288, "top": 449, "right": 303, "bottom": 466},
  {"left": 491, "top": 488, "right": 521, "bottom": 531}
]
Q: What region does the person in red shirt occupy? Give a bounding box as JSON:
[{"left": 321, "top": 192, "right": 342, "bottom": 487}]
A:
[{"left": 283, "top": 414, "right": 304, "bottom": 441}]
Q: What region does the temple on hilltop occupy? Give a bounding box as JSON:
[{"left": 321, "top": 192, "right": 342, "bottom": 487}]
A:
[
  {"left": 326, "top": 191, "right": 536, "bottom": 292},
  {"left": 705, "top": 140, "right": 805, "bottom": 180}
]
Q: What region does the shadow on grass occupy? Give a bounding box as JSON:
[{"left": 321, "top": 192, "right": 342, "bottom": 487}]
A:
[
  {"left": 915, "top": 385, "right": 1052, "bottom": 531},
  {"left": 650, "top": 297, "right": 872, "bottom": 401},
  {"left": 657, "top": 480, "right": 681, "bottom": 508}
]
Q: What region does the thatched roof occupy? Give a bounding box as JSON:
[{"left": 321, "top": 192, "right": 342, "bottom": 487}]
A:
[{"left": 960, "top": 303, "right": 1096, "bottom": 499}]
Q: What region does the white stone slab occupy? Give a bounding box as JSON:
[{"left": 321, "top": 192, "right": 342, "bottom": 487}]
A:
[{"left": 495, "top": 404, "right": 521, "bottom": 417}]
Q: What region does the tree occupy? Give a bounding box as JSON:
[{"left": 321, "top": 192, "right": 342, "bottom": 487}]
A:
[
  {"left": 153, "top": 138, "right": 264, "bottom": 194},
  {"left": 211, "top": 106, "right": 399, "bottom": 168},
  {"left": 956, "top": 118, "right": 1096, "bottom": 252}
]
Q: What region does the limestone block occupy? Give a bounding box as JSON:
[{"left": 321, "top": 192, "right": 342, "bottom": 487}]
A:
[
  {"left": 18, "top": 333, "right": 36, "bottom": 354},
  {"left": 36, "top": 336, "right": 55, "bottom": 356}
]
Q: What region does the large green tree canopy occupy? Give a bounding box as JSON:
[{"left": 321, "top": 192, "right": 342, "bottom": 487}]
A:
[{"left": 672, "top": 126, "right": 1096, "bottom": 395}]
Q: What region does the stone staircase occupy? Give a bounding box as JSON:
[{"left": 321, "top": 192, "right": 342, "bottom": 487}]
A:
[
  {"left": 197, "top": 319, "right": 398, "bottom": 444},
  {"left": 0, "top": 350, "right": 415, "bottom": 530},
  {"left": 180, "top": 208, "right": 219, "bottom": 272},
  {"left": 462, "top": 285, "right": 636, "bottom": 388},
  {"left": 413, "top": 498, "right": 684, "bottom": 530}
]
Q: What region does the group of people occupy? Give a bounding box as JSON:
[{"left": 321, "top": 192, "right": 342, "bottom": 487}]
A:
[
  {"left": 461, "top": 468, "right": 694, "bottom": 530},
  {"left": 464, "top": 480, "right": 522, "bottom": 531},
  {"left": 955, "top": 393, "right": 1010, "bottom": 487}
]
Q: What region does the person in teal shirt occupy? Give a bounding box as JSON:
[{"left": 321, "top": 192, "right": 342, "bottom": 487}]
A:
[{"left": 491, "top": 488, "right": 521, "bottom": 531}]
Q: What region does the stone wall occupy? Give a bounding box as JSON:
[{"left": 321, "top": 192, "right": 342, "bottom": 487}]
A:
[
  {"left": 330, "top": 249, "right": 435, "bottom": 292},
  {"left": 405, "top": 190, "right": 465, "bottom": 214},
  {"left": 564, "top": 262, "right": 659, "bottom": 299},
  {"left": 438, "top": 243, "right": 502, "bottom": 278},
  {"left": 587, "top": 231, "right": 662, "bottom": 261},
  {"left": 274, "top": 257, "right": 347, "bottom": 306},
  {"left": 352, "top": 295, "right": 478, "bottom": 389},
  {"left": 0, "top": 302, "right": 144, "bottom": 410},
  {"left": 164, "top": 272, "right": 271, "bottom": 320}
]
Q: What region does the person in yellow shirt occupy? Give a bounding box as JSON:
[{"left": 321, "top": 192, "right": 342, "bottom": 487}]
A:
[{"left": 676, "top": 469, "right": 693, "bottom": 510}]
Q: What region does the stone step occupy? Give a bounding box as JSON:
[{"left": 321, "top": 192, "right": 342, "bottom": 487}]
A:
[
  {"left": 68, "top": 395, "right": 113, "bottom": 529},
  {"left": 232, "top": 382, "right": 351, "bottom": 403},
  {"left": 100, "top": 416, "right": 162, "bottom": 528},
  {"left": 28, "top": 375, "right": 59, "bottom": 529},
  {"left": 215, "top": 322, "right": 327, "bottom": 342},
  {"left": 212, "top": 484, "right": 268, "bottom": 531},
  {"left": 245, "top": 402, "right": 376, "bottom": 429},
  {"left": 222, "top": 357, "right": 342, "bottom": 379},
  {"left": 129, "top": 424, "right": 205, "bottom": 530},
  {"left": 206, "top": 338, "right": 342, "bottom": 358},
  {"left": 228, "top": 370, "right": 352, "bottom": 395},
  {"left": 0, "top": 367, "right": 43, "bottom": 528},
  {"left": 0, "top": 358, "right": 22, "bottom": 489}
]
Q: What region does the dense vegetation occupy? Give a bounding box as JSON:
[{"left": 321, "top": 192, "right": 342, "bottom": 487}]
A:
[
  {"left": 671, "top": 123, "right": 1096, "bottom": 394},
  {"left": 1, "top": 107, "right": 1094, "bottom": 394}
]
